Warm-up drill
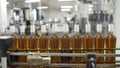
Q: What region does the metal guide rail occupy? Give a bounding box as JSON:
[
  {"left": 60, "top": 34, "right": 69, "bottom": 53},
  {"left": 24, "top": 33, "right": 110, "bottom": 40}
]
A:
[
  {"left": 8, "top": 52, "right": 120, "bottom": 57},
  {"left": 7, "top": 51, "right": 120, "bottom": 67}
]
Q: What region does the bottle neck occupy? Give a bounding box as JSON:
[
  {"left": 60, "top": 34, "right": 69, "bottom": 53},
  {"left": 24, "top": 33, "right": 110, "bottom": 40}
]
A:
[
  {"left": 31, "top": 32, "right": 35, "bottom": 35},
  {"left": 10, "top": 32, "right": 14, "bottom": 35},
  {"left": 108, "top": 32, "right": 114, "bottom": 36},
  {"left": 86, "top": 32, "right": 90, "bottom": 35},
  {"left": 52, "top": 33, "right": 57, "bottom": 35},
  {"left": 41, "top": 33, "right": 46, "bottom": 36},
  {"left": 20, "top": 32, "right": 25, "bottom": 35},
  {"left": 74, "top": 33, "right": 79, "bottom": 36},
  {"left": 97, "top": 32, "right": 101, "bottom": 35},
  {"left": 64, "top": 33, "right": 68, "bottom": 35}
]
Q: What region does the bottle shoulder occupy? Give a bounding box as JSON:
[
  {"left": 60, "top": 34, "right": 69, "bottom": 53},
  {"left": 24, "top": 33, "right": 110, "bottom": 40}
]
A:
[{"left": 106, "top": 34, "right": 116, "bottom": 39}]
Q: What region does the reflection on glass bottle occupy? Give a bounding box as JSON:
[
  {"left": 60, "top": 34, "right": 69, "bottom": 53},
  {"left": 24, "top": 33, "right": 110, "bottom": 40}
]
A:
[
  {"left": 105, "top": 24, "right": 116, "bottom": 63},
  {"left": 72, "top": 24, "right": 82, "bottom": 63},
  {"left": 83, "top": 24, "right": 93, "bottom": 63},
  {"left": 94, "top": 24, "right": 104, "bottom": 63}
]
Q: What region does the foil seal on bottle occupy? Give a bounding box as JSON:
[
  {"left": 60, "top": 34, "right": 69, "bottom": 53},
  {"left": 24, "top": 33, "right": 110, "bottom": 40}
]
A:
[
  {"left": 20, "top": 25, "right": 25, "bottom": 33},
  {"left": 97, "top": 24, "right": 102, "bottom": 33},
  {"left": 63, "top": 24, "right": 69, "bottom": 33},
  {"left": 41, "top": 25, "right": 47, "bottom": 33},
  {"left": 30, "top": 24, "right": 35, "bottom": 33},
  {"left": 10, "top": 26, "right": 15, "bottom": 33},
  {"left": 108, "top": 24, "right": 114, "bottom": 32},
  {"left": 85, "top": 24, "right": 91, "bottom": 33},
  {"left": 74, "top": 24, "right": 79, "bottom": 33}
]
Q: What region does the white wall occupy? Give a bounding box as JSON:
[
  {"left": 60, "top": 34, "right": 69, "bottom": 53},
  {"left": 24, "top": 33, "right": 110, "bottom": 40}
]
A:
[{"left": 114, "top": 0, "right": 120, "bottom": 61}]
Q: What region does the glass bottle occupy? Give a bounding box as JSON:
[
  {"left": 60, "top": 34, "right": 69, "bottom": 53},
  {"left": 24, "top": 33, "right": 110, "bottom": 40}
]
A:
[
  {"left": 72, "top": 24, "right": 82, "bottom": 63},
  {"left": 60, "top": 24, "right": 71, "bottom": 63},
  {"left": 8, "top": 26, "right": 19, "bottom": 63},
  {"left": 18, "top": 25, "right": 28, "bottom": 62},
  {"left": 9, "top": 26, "right": 19, "bottom": 51},
  {"left": 39, "top": 25, "right": 49, "bottom": 51},
  {"left": 105, "top": 24, "right": 116, "bottom": 63},
  {"left": 94, "top": 24, "right": 104, "bottom": 63},
  {"left": 83, "top": 24, "right": 93, "bottom": 63},
  {"left": 28, "top": 24, "right": 37, "bottom": 51},
  {"left": 50, "top": 24, "right": 61, "bottom": 63}
]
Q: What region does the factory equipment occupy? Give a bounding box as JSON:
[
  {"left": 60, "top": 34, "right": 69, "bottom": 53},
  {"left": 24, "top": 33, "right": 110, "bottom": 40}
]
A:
[
  {"left": 6, "top": 23, "right": 118, "bottom": 68},
  {"left": 86, "top": 53, "right": 96, "bottom": 68},
  {"left": 0, "top": 36, "right": 13, "bottom": 68}
]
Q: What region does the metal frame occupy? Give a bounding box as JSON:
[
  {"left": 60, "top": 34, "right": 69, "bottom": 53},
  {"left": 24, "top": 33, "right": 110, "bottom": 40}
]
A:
[
  {"left": 8, "top": 52, "right": 120, "bottom": 57},
  {"left": 7, "top": 51, "right": 120, "bottom": 67}
]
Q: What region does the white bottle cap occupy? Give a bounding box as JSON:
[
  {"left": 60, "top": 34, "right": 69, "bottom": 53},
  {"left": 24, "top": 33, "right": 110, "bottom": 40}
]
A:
[
  {"left": 85, "top": 24, "right": 91, "bottom": 33},
  {"left": 20, "top": 25, "right": 25, "bottom": 33},
  {"left": 30, "top": 24, "right": 35, "bottom": 33},
  {"left": 10, "top": 26, "right": 15, "bottom": 33},
  {"left": 108, "top": 24, "right": 114, "bottom": 32},
  {"left": 74, "top": 24, "right": 79, "bottom": 33},
  {"left": 63, "top": 24, "right": 69, "bottom": 33},
  {"left": 52, "top": 24, "right": 56, "bottom": 33},
  {"left": 97, "top": 24, "right": 102, "bottom": 32},
  {"left": 41, "top": 25, "right": 47, "bottom": 33}
]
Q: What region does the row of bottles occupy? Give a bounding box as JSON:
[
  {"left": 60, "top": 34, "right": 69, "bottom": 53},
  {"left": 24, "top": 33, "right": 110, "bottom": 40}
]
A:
[{"left": 9, "top": 24, "right": 116, "bottom": 64}]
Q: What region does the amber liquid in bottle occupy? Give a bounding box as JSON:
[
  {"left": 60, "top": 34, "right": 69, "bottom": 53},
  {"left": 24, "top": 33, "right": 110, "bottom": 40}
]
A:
[
  {"left": 18, "top": 33, "right": 29, "bottom": 62},
  {"left": 9, "top": 34, "right": 19, "bottom": 51},
  {"left": 71, "top": 33, "right": 82, "bottom": 63},
  {"left": 9, "top": 34, "right": 19, "bottom": 62},
  {"left": 94, "top": 32, "right": 104, "bottom": 63},
  {"left": 83, "top": 32, "right": 93, "bottom": 63},
  {"left": 28, "top": 34, "right": 37, "bottom": 51},
  {"left": 105, "top": 32, "right": 116, "bottom": 63},
  {"left": 18, "top": 33, "right": 29, "bottom": 51},
  {"left": 60, "top": 33, "right": 71, "bottom": 63},
  {"left": 50, "top": 33, "right": 61, "bottom": 63},
  {"left": 39, "top": 33, "right": 49, "bottom": 51},
  {"left": 61, "top": 34, "right": 70, "bottom": 50}
]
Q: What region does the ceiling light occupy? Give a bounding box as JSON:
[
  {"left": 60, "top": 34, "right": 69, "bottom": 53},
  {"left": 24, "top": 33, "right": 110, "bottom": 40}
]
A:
[
  {"left": 58, "top": 0, "right": 73, "bottom": 1},
  {"left": 75, "top": 8, "right": 78, "bottom": 11},
  {"left": 61, "top": 6, "right": 73, "bottom": 9},
  {"left": 88, "top": 4, "right": 93, "bottom": 8},
  {"left": 6, "top": 2, "right": 9, "bottom": 5},
  {"left": 93, "top": 2, "right": 98, "bottom": 4},
  {"left": 25, "top": 0, "right": 41, "bottom": 3},
  {"left": 75, "top": 5, "right": 78, "bottom": 8},
  {"left": 37, "top": 6, "right": 48, "bottom": 9},
  {"left": 61, "top": 9, "right": 71, "bottom": 11}
]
